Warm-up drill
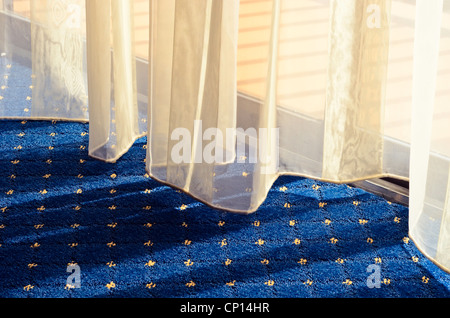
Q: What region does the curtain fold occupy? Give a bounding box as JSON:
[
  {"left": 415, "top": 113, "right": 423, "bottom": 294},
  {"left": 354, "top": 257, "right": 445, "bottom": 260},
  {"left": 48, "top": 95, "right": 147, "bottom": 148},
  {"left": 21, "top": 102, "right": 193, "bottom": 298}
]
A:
[
  {"left": 147, "top": 0, "right": 261, "bottom": 211},
  {"left": 1, "top": 0, "right": 450, "bottom": 273},
  {"left": 30, "top": 0, "right": 87, "bottom": 120},
  {"left": 409, "top": 0, "right": 449, "bottom": 270},
  {"left": 86, "top": 0, "right": 141, "bottom": 162},
  {"left": 323, "top": 0, "right": 391, "bottom": 181}
]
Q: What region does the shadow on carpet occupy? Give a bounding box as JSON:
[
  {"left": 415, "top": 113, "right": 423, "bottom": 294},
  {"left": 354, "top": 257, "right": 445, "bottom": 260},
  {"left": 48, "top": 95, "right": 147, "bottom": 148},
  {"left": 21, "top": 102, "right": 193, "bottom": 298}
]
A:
[{"left": 0, "top": 120, "right": 449, "bottom": 298}]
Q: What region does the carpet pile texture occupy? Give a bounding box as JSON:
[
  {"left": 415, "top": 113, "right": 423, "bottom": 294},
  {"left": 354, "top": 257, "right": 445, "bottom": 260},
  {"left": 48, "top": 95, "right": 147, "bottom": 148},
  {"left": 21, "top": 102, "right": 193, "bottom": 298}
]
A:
[{"left": 0, "top": 120, "right": 450, "bottom": 298}]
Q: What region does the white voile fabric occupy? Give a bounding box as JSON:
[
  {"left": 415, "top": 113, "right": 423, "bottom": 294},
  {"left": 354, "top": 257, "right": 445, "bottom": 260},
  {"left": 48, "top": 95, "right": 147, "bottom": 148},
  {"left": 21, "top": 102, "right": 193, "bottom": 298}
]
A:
[
  {"left": 30, "top": 0, "right": 88, "bottom": 120},
  {"left": 85, "top": 0, "right": 144, "bottom": 162},
  {"left": 0, "top": 0, "right": 450, "bottom": 272},
  {"left": 409, "top": 0, "right": 450, "bottom": 271}
]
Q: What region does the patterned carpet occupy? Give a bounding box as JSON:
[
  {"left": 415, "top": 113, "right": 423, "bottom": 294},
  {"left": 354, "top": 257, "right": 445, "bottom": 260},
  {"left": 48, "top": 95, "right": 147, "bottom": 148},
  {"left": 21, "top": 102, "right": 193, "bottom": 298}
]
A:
[
  {"left": 1, "top": 59, "right": 450, "bottom": 299},
  {"left": 0, "top": 119, "right": 449, "bottom": 298}
]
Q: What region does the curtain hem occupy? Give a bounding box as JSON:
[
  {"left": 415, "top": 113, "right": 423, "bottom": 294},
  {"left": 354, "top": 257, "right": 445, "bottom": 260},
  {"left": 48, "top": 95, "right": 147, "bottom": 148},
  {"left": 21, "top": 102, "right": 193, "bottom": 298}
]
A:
[
  {"left": 146, "top": 167, "right": 409, "bottom": 214},
  {"left": 409, "top": 233, "right": 450, "bottom": 274},
  {"left": 146, "top": 167, "right": 277, "bottom": 215},
  {"left": 88, "top": 132, "right": 147, "bottom": 163}
]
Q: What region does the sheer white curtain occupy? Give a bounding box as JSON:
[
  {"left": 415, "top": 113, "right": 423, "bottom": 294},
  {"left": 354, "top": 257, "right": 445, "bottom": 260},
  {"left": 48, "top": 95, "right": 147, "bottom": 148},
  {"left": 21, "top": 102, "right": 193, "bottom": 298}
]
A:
[{"left": 1, "top": 0, "right": 450, "bottom": 272}]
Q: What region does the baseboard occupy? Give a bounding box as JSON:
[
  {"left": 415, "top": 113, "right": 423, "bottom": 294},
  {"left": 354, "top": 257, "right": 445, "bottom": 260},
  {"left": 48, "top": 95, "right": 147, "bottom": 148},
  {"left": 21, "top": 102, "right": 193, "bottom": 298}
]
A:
[{"left": 350, "top": 178, "right": 409, "bottom": 206}]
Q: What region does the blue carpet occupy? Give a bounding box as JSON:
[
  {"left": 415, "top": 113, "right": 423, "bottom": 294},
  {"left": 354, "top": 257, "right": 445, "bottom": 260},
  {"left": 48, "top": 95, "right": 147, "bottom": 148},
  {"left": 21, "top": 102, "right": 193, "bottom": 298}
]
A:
[
  {"left": 1, "top": 120, "right": 450, "bottom": 298},
  {"left": 1, "top": 61, "right": 450, "bottom": 299}
]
